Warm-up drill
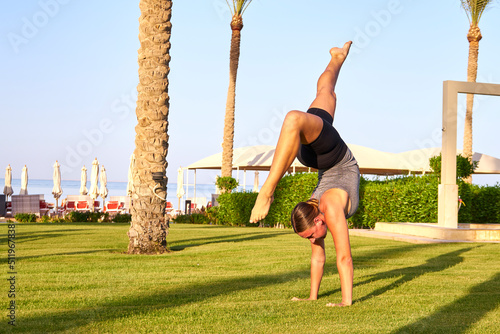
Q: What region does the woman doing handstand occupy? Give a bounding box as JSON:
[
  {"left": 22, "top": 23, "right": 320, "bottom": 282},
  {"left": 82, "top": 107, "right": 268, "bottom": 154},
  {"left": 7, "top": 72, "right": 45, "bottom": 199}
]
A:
[{"left": 249, "top": 41, "right": 360, "bottom": 307}]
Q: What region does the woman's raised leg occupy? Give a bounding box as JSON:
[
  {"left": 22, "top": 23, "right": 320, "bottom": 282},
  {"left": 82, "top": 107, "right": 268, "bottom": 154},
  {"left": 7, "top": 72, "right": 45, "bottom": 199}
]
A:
[
  {"left": 249, "top": 42, "right": 352, "bottom": 223},
  {"left": 249, "top": 110, "right": 323, "bottom": 223},
  {"left": 309, "top": 41, "right": 352, "bottom": 120}
]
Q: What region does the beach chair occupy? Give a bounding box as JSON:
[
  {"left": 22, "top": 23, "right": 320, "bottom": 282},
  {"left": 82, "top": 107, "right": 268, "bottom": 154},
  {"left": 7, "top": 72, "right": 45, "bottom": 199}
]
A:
[
  {"left": 166, "top": 202, "right": 174, "bottom": 214},
  {"left": 104, "top": 201, "right": 119, "bottom": 214},
  {"left": 118, "top": 202, "right": 126, "bottom": 213},
  {"left": 6, "top": 201, "right": 12, "bottom": 217},
  {"left": 76, "top": 201, "right": 89, "bottom": 212},
  {"left": 39, "top": 200, "right": 50, "bottom": 216},
  {"left": 63, "top": 200, "right": 76, "bottom": 216}
]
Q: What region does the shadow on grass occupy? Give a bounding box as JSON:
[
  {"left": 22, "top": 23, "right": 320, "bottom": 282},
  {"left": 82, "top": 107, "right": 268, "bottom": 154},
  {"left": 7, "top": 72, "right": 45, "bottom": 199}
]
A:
[
  {"left": 16, "top": 250, "right": 122, "bottom": 261},
  {"left": 17, "top": 241, "right": 457, "bottom": 332},
  {"left": 19, "top": 268, "right": 311, "bottom": 332},
  {"left": 392, "top": 271, "right": 500, "bottom": 334},
  {"left": 356, "top": 247, "right": 475, "bottom": 303},
  {"left": 320, "top": 246, "right": 475, "bottom": 301},
  {"left": 169, "top": 231, "right": 287, "bottom": 251},
  {"left": 0, "top": 229, "right": 81, "bottom": 245}
]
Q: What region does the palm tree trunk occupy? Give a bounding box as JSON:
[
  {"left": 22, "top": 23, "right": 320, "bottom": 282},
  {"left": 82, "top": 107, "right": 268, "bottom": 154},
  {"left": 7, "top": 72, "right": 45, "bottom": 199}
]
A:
[
  {"left": 463, "top": 25, "right": 481, "bottom": 184},
  {"left": 221, "top": 15, "right": 243, "bottom": 178},
  {"left": 128, "top": 0, "right": 172, "bottom": 254}
]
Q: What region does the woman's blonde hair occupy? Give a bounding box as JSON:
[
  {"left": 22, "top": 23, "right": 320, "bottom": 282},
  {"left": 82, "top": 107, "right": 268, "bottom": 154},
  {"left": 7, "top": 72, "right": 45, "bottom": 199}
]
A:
[{"left": 291, "top": 198, "right": 320, "bottom": 233}]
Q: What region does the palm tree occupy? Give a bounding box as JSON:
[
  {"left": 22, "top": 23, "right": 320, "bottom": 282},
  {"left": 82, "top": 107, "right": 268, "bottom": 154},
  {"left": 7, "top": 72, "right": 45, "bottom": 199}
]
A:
[
  {"left": 221, "top": 0, "right": 253, "bottom": 178},
  {"left": 461, "top": 0, "right": 493, "bottom": 183},
  {"left": 128, "top": 0, "right": 172, "bottom": 254}
]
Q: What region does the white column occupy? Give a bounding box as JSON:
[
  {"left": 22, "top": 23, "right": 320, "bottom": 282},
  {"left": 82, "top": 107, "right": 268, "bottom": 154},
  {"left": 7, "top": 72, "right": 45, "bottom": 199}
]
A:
[{"left": 439, "top": 81, "right": 458, "bottom": 228}]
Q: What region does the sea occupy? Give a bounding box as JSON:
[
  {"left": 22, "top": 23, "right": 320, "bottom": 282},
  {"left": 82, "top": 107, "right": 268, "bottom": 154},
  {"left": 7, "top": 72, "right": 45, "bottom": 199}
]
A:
[{"left": 1, "top": 179, "right": 256, "bottom": 209}]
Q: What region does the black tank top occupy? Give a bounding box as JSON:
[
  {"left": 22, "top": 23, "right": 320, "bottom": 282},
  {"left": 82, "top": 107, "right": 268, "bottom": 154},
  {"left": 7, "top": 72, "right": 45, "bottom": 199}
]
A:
[{"left": 297, "top": 108, "right": 348, "bottom": 170}]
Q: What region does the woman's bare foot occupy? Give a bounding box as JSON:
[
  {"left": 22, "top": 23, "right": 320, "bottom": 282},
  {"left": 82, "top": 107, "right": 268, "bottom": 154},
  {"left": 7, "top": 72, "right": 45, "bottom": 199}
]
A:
[
  {"left": 249, "top": 193, "right": 274, "bottom": 223},
  {"left": 329, "top": 41, "right": 352, "bottom": 63},
  {"left": 291, "top": 297, "right": 313, "bottom": 301}
]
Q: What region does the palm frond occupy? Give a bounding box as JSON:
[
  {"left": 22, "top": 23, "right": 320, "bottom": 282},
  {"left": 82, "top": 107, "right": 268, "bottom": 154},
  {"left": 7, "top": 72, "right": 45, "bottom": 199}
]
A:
[
  {"left": 232, "top": 0, "right": 253, "bottom": 16},
  {"left": 225, "top": 0, "right": 235, "bottom": 15},
  {"left": 461, "top": 0, "right": 494, "bottom": 25}
]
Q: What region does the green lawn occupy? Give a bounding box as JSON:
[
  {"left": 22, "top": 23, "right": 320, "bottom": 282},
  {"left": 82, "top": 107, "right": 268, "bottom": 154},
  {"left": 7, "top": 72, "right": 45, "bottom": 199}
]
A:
[{"left": 1, "top": 222, "right": 499, "bottom": 333}]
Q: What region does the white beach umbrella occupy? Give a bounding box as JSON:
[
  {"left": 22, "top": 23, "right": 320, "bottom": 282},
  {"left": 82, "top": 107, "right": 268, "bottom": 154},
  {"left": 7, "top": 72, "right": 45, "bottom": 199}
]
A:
[
  {"left": 80, "top": 166, "right": 88, "bottom": 195},
  {"left": 126, "top": 154, "right": 135, "bottom": 197},
  {"left": 253, "top": 171, "right": 259, "bottom": 192},
  {"left": 176, "top": 167, "right": 185, "bottom": 210},
  {"left": 3, "top": 165, "right": 13, "bottom": 199},
  {"left": 52, "top": 161, "right": 63, "bottom": 212},
  {"left": 89, "top": 158, "right": 100, "bottom": 210},
  {"left": 20, "top": 165, "right": 28, "bottom": 195},
  {"left": 99, "top": 165, "right": 108, "bottom": 207}
]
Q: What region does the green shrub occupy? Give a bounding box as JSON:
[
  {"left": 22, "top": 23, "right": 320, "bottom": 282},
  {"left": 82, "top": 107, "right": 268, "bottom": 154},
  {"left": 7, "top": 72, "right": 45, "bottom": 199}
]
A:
[
  {"left": 172, "top": 213, "right": 211, "bottom": 224},
  {"left": 215, "top": 176, "right": 239, "bottom": 193},
  {"left": 206, "top": 206, "right": 219, "bottom": 225},
  {"left": 112, "top": 213, "right": 132, "bottom": 223},
  {"left": 65, "top": 211, "right": 105, "bottom": 223},
  {"left": 191, "top": 213, "right": 210, "bottom": 224},
  {"left": 213, "top": 173, "right": 316, "bottom": 227},
  {"left": 429, "top": 154, "right": 479, "bottom": 180},
  {"left": 39, "top": 215, "right": 51, "bottom": 223},
  {"left": 468, "top": 183, "right": 500, "bottom": 224},
  {"left": 351, "top": 175, "right": 440, "bottom": 228},
  {"left": 172, "top": 214, "right": 192, "bottom": 224},
  {"left": 14, "top": 213, "right": 37, "bottom": 223},
  {"left": 267, "top": 172, "right": 317, "bottom": 226},
  {"left": 216, "top": 191, "right": 258, "bottom": 226}
]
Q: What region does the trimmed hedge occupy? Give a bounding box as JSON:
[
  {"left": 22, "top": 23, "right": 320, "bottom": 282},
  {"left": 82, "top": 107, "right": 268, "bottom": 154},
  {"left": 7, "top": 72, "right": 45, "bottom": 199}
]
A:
[
  {"left": 462, "top": 183, "right": 500, "bottom": 224},
  {"left": 172, "top": 213, "right": 211, "bottom": 225},
  {"left": 213, "top": 173, "right": 317, "bottom": 226},
  {"left": 14, "top": 213, "right": 38, "bottom": 223},
  {"left": 216, "top": 192, "right": 258, "bottom": 226},
  {"left": 13, "top": 212, "right": 132, "bottom": 224},
  {"left": 351, "top": 176, "right": 439, "bottom": 228},
  {"left": 266, "top": 172, "right": 317, "bottom": 225},
  {"left": 65, "top": 211, "right": 109, "bottom": 223},
  {"left": 210, "top": 172, "right": 500, "bottom": 228}
]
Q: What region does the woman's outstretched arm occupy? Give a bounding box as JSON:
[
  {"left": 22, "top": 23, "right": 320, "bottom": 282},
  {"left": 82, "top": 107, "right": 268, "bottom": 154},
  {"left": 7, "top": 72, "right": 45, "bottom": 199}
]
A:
[
  {"left": 292, "top": 238, "right": 326, "bottom": 301},
  {"left": 321, "top": 190, "right": 353, "bottom": 307}
]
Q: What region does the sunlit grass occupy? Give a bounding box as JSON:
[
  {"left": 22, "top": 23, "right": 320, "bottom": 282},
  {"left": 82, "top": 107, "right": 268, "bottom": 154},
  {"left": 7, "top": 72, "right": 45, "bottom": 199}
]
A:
[{"left": 0, "top": 222, "right": 499, "bottom": 333}]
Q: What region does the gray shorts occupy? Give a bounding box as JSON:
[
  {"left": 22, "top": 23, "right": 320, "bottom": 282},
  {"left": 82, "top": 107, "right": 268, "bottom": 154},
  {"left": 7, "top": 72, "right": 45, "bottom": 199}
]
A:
[{"left": 311, "top": 148, "right": 360, "bottom": 218}]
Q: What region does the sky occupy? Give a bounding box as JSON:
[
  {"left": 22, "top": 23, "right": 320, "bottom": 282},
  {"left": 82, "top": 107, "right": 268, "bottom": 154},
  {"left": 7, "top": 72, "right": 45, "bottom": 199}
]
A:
[{"left": 1, "top": 0, "right": 500, "bottom": 188}]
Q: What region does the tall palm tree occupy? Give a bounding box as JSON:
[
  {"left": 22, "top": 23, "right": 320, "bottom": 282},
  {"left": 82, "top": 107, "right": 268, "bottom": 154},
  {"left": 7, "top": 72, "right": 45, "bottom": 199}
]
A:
[
  {"left": 221, "top": 0, "right": 253, "bottom": 178},
  {"left": 128, "top": 0, "right": 172, "bottom": 254},
  {"left": 461, "top": 0, "right": 493, "bottom": 183}
]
